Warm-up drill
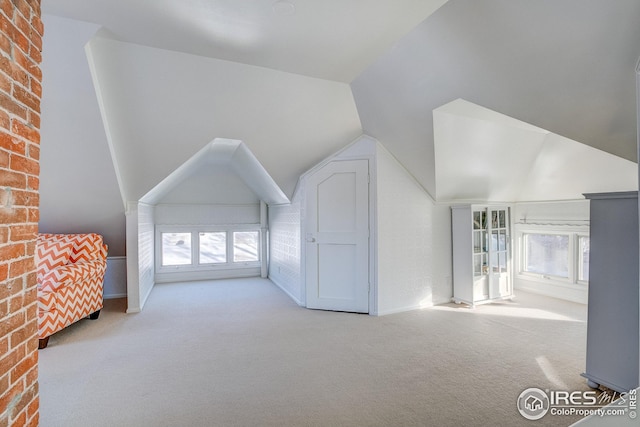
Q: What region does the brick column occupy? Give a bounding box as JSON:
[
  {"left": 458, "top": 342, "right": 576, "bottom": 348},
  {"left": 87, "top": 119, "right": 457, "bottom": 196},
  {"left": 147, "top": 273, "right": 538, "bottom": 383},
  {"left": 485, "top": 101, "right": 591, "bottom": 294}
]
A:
[{"left": 0, "top": 0, "right": 43, "bottom": 426}]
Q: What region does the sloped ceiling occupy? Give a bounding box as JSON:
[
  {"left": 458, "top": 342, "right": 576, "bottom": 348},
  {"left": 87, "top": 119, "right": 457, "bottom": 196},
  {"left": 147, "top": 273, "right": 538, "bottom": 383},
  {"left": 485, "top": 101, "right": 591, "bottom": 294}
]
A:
[
  {"left": 434, "top": 99, "right": 638, "bottom": 202},
  {"left": 352, "top": 0, "right": 640, "bottom": 196},
  {"left": 141, "top": 139, "right": 289, "bottom": 206},
  {"left": 86, "top": 34, "right": 362, "bottom": 204},
  {"left": 43, "top": 0, "right": 448, "bottom": 83}
]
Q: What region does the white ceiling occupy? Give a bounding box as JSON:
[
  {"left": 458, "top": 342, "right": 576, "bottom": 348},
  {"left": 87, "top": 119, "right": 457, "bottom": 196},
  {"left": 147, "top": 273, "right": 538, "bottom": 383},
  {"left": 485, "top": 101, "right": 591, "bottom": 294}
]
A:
[
  {"left": 434, "top": 99, "right": 638, "bottom": 202},
  {"left": 141, "top": 139, "right": 289, "bottom": 206},
  {"left": 42, "top": 0, "right": 448, "bottom": 83},
  {"left": 39, "top": 0, "right": 640, "bottom": 255},
  {"left": 85, "top": 34, "right": 361, "bottom": 203},
  {"left": 352, "top": 0, "right": 640, "bottom": 195}
]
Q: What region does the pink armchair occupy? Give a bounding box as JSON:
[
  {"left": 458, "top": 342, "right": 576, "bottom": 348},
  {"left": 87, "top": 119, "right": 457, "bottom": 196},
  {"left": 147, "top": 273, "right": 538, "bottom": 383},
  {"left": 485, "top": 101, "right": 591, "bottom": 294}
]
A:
[{"left": 36, "top": 233, "right": 107, "bottom": 349}]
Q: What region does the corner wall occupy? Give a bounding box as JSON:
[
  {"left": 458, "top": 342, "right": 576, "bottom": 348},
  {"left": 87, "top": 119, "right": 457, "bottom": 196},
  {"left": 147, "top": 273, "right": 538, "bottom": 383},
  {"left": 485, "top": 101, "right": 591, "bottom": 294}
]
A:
[
  {"left": 268, "top": 201, "right": 302, "bottom": 304},
  {"left": 375, "top": 143, "right": 446, "bottom": 314},
  {"left": 125, "top": 202, "right": 155, "bottom": 313},
  {"left": 0, "top": 1, "right": 42, "bottom": 426}
]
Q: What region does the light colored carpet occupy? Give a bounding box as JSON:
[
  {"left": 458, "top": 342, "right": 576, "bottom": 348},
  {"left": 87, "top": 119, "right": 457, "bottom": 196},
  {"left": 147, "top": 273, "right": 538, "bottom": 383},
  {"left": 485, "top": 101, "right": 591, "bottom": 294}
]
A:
[{"left": 38, "top": 278, "right": 592, "bottom": 426}]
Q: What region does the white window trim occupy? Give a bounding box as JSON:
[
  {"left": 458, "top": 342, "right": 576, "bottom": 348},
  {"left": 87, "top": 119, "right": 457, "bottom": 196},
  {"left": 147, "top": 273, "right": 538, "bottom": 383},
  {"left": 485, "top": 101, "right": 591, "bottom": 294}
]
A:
[
  {"left": 576, "top": 233, "right": 590, "bottom": 285},
  {"left": 155, "top": 224, "right": 261, "bottom": 274},
  {"left": 515, "top": 224, "right": 589, "bottom": 289}
]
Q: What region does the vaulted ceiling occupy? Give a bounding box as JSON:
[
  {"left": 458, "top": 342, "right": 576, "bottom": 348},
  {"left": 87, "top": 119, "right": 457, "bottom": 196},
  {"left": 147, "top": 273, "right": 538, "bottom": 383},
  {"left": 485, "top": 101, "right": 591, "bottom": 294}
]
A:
[
  {"left": 39, "top": 0, "right": 640, "bottom": 255},
  {"left": 42, "top": 0, "right": 448, "bottom": 82},
  {"left": 352, "top": 0, "right": 640, "bottom": 194}
]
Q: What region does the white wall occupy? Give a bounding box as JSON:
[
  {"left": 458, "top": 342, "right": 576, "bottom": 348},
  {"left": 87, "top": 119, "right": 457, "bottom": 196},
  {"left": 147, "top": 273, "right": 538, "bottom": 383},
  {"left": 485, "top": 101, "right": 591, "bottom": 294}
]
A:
[
  {"left": 268, "top": 201, "right": 302, "bottom": 304},
  {"left": 375, "top": 143, "right": 445, "bottom": 314},
  {"left": 431, "top": 203, "right": 455, "bottom": 304},
  {"left": 104, "top": 256, "right": 127, "bottom": 299},
  {"left": 40, "top": 15, "right": 125, "bottom": 255},
  {"left": 159, "top": 165, "right": 259, "bottom": 205},
  {"left": 138, "top": 203, "right": 156, "bottom": 309},
  {"left": 155, "top": 204, "right": 260, "bottom": 225},
  {"left": 126, "top": 202, "right": 155, "bottom": 313}
]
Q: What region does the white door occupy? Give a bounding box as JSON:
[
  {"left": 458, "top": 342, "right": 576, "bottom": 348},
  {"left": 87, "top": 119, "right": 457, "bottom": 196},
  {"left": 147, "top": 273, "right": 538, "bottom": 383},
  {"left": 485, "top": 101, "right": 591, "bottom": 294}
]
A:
[{"left": 305, "top": 159, "right": 369, "bottom": 313}]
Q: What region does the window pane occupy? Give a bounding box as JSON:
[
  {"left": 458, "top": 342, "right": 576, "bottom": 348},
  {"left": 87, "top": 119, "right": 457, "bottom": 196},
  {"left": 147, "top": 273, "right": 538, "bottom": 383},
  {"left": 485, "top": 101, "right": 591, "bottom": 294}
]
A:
[
  {"left": 162, "top": 232, "right": 191, "bottom": 266},
  {"left": 579, "top": 236, "right": 590, "bottom": 281},
  {"left": 524, "top": 234, "right": 569, "bottom": 278},
  {"left": 233, "top": 231, "right": 259, "bottom": 262},
  {"left": 199, "top": 232, "right": 226, "bottom": 264}
]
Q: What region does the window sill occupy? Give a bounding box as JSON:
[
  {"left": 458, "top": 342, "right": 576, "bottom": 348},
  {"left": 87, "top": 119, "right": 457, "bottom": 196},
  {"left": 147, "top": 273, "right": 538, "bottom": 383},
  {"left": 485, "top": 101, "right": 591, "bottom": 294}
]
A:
[
  {"left": 516, "top": 272, "right": 586, "bottom": 290},
  {"left": 155, "top": 266, "right": 261, "bottom": 283},
  {"left": 515, "top": 274, "right": 588, "bottom": 304}
]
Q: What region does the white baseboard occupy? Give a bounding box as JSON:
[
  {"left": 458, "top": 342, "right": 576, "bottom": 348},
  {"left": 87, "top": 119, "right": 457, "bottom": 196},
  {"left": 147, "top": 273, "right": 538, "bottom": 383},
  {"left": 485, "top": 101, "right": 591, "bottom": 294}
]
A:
[
  {"left": 375, "top": 304, "right": 423, "bottom": 316},
  {"left": 104, "top": 293, "right": 127, "bottom": 300},
  {"left": 269, "top": 275, "right": 303, "bottom": 306}
]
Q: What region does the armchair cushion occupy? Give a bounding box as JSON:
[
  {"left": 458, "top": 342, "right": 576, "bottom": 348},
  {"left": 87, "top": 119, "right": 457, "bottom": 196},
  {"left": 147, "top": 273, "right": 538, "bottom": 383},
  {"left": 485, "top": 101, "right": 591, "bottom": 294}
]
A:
[
  {"left": 39, "top": 260, "right": 105, "bottom": 293},
  {"left": 36, "top": 240, "right": 74, "bottom": 280}
]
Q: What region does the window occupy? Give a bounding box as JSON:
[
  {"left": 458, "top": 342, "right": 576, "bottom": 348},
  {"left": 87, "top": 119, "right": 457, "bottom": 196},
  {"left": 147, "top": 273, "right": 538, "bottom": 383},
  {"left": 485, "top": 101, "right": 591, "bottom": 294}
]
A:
[
  {"left": 157, "top": 226, "right": 261, "bottom": 272},
  {"left": 161, "top": 232, "right": 192, "bottom": 266},
  {"left": 524, "top": 233, "right": 569, "bottom": 278},
  {"left": 233, "top": 231, "right": 259, "bottom": 262},
  {"left": 199, "top": 232, "right": 226, "bottom": 264},
  {"left": 518, "top": 230, "right": 589, "bottom": 285}
]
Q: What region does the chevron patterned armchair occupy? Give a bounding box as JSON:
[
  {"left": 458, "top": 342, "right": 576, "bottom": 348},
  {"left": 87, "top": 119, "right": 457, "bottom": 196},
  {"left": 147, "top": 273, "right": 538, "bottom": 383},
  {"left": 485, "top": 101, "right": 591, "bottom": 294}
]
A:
[{"left": 36, "top": 233, "right": 108, "bottom": 349}]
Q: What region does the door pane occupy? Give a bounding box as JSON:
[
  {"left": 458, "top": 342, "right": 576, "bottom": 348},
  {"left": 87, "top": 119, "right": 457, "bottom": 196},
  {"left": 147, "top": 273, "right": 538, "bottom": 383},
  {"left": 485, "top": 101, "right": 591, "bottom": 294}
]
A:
[
  {"left": 491, "top": 230, "right": 498, "bottom": 251},
  {"left": 473, "top": 211, "right": 481, "bottom": 230},
  {"left": 499, "top": 252, "right": 507, "bottom": 273},
  {"left": 161, "top": 232, "right": 191, "bottom": 266},
  {"left": 233, "top": 231, "right": 259, "bottom": 262},
  {"left": 473, "top": 231, "right": 483, "bottom": 253},
  {"left": 199, "top": 232, "right": 226, "bottom": 264}
]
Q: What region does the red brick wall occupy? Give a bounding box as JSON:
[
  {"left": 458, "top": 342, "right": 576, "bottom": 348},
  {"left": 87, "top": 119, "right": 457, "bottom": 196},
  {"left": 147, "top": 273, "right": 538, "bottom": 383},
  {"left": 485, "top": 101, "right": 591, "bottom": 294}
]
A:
[{"left": 0, "top": 0, "right": 42, "bottom": 426}]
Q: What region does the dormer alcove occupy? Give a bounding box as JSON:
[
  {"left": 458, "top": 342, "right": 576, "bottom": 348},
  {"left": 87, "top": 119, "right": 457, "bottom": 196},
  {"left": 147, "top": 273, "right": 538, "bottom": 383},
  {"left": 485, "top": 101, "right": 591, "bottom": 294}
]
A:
[{"left": 125, "top": 138, "right": 288, "bottom": 313}]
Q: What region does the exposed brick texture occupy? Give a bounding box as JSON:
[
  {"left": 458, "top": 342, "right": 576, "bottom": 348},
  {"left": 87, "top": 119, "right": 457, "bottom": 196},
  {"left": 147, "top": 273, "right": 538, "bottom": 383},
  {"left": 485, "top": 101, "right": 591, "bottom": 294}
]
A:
[{"left": 0, "top": 1, "right": 42, "bottom": 427}]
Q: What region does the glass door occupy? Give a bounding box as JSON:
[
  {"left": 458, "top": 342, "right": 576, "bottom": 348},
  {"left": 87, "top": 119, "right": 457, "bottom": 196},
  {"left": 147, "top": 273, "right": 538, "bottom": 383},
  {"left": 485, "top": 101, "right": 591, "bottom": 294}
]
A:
[
  {"left": 472, "top": 209, "right": 488, "bottom": 276},
  {"left": 489, "top": 207, "right": 510, "bottom": 298},
  {"left": 472, "top": 208, "right": 489, "bottom": 299}
]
